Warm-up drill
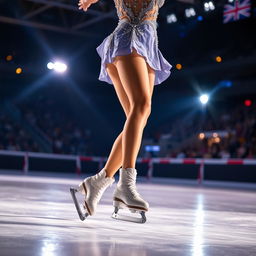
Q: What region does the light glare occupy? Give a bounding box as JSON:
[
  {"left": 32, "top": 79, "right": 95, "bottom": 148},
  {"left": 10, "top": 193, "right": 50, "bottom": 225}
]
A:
[
  {"left": 47, "top": 62, "right": 54, "bottom": 70},
  {"left": 185, "top": 8, "right": 196, "bottom": 18},
  {"left": 54, "top": 61, "right": 67, "bottom": 73},
  {"left": 167, "top": 14, "right": 177, "bottom": 23},
  {"left": 47, "top": 61, "right": 67, "bottom": 73},
  {"left": 199, "top": 94, "right": 209, "bottom": 104},
  {"left": 204, "top": 1, "right": 215, "bottom": 11}
]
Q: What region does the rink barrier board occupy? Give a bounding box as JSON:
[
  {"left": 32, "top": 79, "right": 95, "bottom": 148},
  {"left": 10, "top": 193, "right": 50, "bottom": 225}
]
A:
[{"left": 0, "top": 150, "right": 256, "bottom": 183}]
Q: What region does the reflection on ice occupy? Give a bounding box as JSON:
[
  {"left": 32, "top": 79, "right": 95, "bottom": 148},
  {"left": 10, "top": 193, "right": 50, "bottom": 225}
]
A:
[
  {"left": 192, "top": 194, "right": 204, "bottom": 256},
  {"left": 0, "top": 174, "right": 256, "bottom": 256},
  {"left": 41, "top": 239, "right": 57, "bottom": 256}
]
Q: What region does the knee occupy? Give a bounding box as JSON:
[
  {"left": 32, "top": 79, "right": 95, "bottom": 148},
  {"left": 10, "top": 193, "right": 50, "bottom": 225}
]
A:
[
  {"left": 124, "top": 105, "right": 131, "bottom": 118},
  {"left": 131, "top": 97, "right": 152, "bottom": 117}
]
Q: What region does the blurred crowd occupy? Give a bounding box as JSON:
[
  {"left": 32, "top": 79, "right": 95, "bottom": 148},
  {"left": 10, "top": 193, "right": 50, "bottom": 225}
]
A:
[
  {"left": 17, "top": 96, "right": 93, "bottom": 155},
  {"left": 1, "top": 96, "right": 256, "bottom": 159},
  {"left": 0, "top": 112, "right": 40, "bottom": 152},
  {"left": 161, "top": 103, "right": 256, "bottom": 159}
]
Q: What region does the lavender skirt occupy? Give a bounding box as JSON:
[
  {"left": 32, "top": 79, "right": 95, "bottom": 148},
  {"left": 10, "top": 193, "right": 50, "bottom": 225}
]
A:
[{"left": 96, "top": 19, "right": 172, "bottom": 86}]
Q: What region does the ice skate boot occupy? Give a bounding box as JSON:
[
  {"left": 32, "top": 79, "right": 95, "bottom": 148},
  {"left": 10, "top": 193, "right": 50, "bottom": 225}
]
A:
[
  {"left": 70, "top": 168, "right": 115, "bottom": 221},
  {"left": 112, "top": 167, "right": 149, "bottom": 223}
]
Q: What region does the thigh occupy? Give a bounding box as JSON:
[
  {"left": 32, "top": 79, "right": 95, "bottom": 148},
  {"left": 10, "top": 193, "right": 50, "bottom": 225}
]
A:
[
  {"left": 147, "top": 62, "right": 155, "bottom": 98},
  {"left": 114, "top": 48, "right": 153, "bottom": 104},
  {"left": 106, "top": 63, "right": 131, "bottom": 118}
]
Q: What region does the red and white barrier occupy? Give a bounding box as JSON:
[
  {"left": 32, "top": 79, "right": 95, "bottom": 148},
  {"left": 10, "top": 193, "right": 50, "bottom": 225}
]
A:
[
  {"left": 22, "top": 151, "right": 29, "bottom": 174},
  {"left": 1, "top": 150, "right": 256, "bottom": 184},
  {"left": 75, "top": 156, "right": 81, "bottom": 175}
]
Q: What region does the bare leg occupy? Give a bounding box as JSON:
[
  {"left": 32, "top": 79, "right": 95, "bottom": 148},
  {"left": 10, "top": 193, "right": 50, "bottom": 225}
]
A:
[
  {"left": 102, "top": 50, "right": 155, "bottom": 177},
  {"left": 102, "top": 63, "right": 130, "bottom": 178},
  {"left": 113, "top": 48, "right": 155, "bottom": 169},
  {"left": 71, "top": 55, "right": 155, "bottom": 219}
]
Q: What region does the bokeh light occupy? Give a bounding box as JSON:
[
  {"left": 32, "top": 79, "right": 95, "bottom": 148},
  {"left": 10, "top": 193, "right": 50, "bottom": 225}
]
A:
[
  {"left": 6, "top": 55, "right": 13, "bottom": 61},
  {"left": 16, "top": 67, "right": 22, "bottom": 74},
  {"left": 216, "top": 56, "right": 222, "bottom": 62},
  {"left": 176, "top": 63, "right": 182, "bottom": 70},
  {"left": 244, "top": 99, "right": 252, "bottom": 107}
]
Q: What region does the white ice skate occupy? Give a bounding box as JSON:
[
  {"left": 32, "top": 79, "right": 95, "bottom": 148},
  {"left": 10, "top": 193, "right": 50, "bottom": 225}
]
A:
[
  {"left": 70, "top": 168, "right": 115, "bottom": 221},
  {"left": 112, "top": 167, "right": 149, "bottom": 223}
]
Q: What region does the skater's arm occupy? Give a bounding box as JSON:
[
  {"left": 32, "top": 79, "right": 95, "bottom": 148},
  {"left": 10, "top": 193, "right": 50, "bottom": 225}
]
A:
[{"left": 78, "top": 0, "right": 99, "bottom": 12}]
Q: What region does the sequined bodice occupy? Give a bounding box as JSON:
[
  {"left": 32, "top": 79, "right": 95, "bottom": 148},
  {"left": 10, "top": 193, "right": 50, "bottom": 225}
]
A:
[{"left": 114, "top": 0, "right": 165, "bottom": 24}]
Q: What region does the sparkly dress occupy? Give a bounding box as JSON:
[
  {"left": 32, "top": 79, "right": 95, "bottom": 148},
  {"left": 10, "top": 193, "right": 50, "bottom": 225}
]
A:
[{"left": 96, "top": 0, "right": 172, "bottom": 85}]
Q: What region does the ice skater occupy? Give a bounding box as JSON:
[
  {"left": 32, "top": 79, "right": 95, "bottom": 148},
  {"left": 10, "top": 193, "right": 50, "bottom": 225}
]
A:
[{"left": 70, "top": 0, "right": 172, "bottom": 223}]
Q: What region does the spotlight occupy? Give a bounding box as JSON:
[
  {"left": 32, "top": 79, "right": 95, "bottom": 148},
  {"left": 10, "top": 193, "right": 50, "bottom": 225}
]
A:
[
  {"left": 199, "top": 94, "right": 209, "bottom": 104},
  {"left": 204, "top": 1, "right": 215, "bottom": 11},
  {"left": 47, "top": 61, "right": 67, "bottom": 73},
  {"left": 185, "top": 8, "right": 196, "bottom": 18},
  {"left": 47, "top": 62, "right": 54, "bottom": 70},
  {"left": 167, "top": 14, "right": 177, "bottom": 23},
  {"left": 54, "top": 61, "right": 67, "bottom": 73}
]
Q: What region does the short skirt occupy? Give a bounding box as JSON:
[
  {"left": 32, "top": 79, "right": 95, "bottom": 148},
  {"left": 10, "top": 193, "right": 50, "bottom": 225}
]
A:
[{"left": 96, "top": 19, "right": 172, "bottom": 86}]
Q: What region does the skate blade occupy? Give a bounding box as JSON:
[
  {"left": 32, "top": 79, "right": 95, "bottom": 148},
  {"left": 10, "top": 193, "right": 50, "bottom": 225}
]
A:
[
  {"left": 70, "top": 187, "right": 89, "bottom": 221},
  {"left": 112, "top": 209, "right": 146, "bottom": 224}
]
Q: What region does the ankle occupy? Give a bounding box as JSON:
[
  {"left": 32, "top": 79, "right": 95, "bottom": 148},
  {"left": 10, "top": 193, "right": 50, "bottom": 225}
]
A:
[
  {"left": 122, "top": 166, "right": 135, "bottom": 170},
  {"left": 103, "top": 168, "right": 114, "bottom": 178}
]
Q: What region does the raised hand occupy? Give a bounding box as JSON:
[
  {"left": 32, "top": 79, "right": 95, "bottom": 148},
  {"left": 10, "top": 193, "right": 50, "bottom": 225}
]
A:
[{"left": 78, "top": 0, "right": 98, "bottom": 12}]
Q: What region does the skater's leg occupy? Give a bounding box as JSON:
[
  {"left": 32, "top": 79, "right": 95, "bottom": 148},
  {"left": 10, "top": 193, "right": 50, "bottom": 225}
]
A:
[
  {"left": 103, "top": 56, "right": 155, "bottom": 177},
  {"left": 110, "top": 49, "right": 155, "bottom": 222},
  {"left": 103, "top": 63, "right": 131, "bottom": 178},
  {"left": 114, "top": 48, "right": 155, "bottom": 168},
  {"left": 70, "top": 51, "right": 155, "bottom": 220}
]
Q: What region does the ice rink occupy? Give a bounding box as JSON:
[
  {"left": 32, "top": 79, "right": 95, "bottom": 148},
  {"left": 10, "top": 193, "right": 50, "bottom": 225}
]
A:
[{"left": 0, "top": 171, "right": 256, "bottom": 256}]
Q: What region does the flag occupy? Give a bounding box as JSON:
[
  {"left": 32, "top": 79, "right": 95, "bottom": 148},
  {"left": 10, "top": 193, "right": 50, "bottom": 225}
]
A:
[{"left": 223, "top": 0, "right": 251, "bottom": 23}]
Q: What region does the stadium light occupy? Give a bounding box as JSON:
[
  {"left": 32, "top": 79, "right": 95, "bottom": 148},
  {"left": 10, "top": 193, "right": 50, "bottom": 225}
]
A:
[
  {"left": 167, "top": 14, "right": 177, "bottom": 23},
  {"left": 185, "top": 8, "right": 196, "bottom": 18},
  {"left": 47, "top": 62, "right": 54, "bottom": 70},
  {"left": 47, "top": 61, "right": 67, "bottom": 73},
  {"left": 199, "top": 94, "right": 209, "bottom": 104},
  {"left": 54, "top": 61, "right": 67, "bottom": 73},
  {"left": 204, "top": 1, "right": 215, "bottom": 11}
]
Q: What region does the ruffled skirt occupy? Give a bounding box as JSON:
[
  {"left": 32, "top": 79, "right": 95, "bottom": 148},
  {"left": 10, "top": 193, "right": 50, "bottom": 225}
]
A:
[{"left": 96, "top": 19, "right": 172, "bottom": 85}]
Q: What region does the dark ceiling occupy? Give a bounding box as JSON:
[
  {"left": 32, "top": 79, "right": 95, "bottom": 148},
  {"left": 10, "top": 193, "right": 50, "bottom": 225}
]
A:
[{"left": 0, "top": 0, "right": 255, "bottom": 100}]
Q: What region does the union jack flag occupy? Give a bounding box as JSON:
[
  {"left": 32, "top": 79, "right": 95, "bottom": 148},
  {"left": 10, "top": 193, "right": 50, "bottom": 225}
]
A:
[{"left": 223, "top": 0, "right": 251, "bottom": 23}]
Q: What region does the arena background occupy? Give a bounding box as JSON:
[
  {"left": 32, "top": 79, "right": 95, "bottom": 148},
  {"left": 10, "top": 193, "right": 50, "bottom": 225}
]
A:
[{"left": 0, "top": 1, "right": 256, "bottom": 255}]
